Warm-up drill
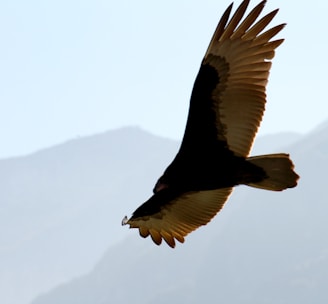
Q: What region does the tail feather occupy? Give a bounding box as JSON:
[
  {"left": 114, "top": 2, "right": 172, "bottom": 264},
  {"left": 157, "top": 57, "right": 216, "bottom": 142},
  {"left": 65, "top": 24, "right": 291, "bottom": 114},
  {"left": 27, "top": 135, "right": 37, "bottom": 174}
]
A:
[{"left": 246, "top": 153, "right": 299, "bottom": 191}]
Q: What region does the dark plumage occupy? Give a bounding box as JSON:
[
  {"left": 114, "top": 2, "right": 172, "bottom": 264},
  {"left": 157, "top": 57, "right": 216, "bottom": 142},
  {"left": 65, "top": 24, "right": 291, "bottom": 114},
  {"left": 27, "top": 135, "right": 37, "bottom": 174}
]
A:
[{"left": 122, "top": 0, "right": 299, "bottom": 248}]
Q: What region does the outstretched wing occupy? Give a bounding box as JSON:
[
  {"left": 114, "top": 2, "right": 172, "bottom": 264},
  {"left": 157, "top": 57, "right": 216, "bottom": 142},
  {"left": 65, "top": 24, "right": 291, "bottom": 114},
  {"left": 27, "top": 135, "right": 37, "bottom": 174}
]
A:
[
  {"left": 124, "top": 0, "right": 286, "bottom": 247},
  {"left": 126, "top": 188, "right": 233, "bottom": 248},
  {"left": 181, "top": 0, "right": 285, "bottom": 157}
]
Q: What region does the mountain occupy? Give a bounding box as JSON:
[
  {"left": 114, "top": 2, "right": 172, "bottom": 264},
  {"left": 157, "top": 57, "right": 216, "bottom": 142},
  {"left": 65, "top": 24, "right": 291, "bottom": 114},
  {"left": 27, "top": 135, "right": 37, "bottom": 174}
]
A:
[
  {"left": 250, "top": 131, "right": 302, "bottom": 155},
  {"left": 0, "top": 127, "right": 178, "bottom": 304},
  {"left": 22, "top": 124, "right": 327, "bottom": 304},
  {"left": 2, "top": 125, "right": 325, "bottom": 304}
]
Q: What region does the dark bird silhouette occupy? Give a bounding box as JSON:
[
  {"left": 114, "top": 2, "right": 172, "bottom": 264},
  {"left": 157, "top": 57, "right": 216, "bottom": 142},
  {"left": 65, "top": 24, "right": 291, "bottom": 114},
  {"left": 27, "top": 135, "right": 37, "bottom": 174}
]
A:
[{"left": 122, "top": 0, "right": 299, "bottom": 248}]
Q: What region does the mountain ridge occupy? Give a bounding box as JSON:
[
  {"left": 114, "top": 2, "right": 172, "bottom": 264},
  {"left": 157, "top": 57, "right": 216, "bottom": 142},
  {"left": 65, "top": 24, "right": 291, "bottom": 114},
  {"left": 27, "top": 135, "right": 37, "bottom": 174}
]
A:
[
  {"left": 30, "top": 124, "right": 327, "bottom": 304},
  {"left": 0, "top": 125, "right": 324, "bottom": 304}
]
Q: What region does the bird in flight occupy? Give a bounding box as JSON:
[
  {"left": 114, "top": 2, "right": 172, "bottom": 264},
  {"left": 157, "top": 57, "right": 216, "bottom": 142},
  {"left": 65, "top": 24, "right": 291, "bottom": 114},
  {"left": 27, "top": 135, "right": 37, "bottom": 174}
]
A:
[{"left": 122, "top": 0, "right": 299, "bottom": 248}]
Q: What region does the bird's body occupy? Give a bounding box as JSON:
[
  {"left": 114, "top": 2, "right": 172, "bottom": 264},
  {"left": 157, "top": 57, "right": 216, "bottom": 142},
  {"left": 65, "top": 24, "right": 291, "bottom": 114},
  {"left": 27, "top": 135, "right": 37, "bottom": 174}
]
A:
[{"left": 122, "top": 0, "right": 299, "bottom": 248}]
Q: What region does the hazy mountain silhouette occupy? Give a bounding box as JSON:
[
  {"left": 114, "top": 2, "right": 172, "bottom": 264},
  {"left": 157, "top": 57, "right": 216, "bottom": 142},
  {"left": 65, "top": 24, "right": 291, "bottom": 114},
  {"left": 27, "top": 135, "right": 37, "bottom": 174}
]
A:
[
  {"left": 0, "top": 127, "right": 178, "bottom": 304},
  {"left": 29, "top": 124, "right": 327, "bottom": 304},
  {"left": 1, "top": 124, "right": 326, "bottom": 304}
]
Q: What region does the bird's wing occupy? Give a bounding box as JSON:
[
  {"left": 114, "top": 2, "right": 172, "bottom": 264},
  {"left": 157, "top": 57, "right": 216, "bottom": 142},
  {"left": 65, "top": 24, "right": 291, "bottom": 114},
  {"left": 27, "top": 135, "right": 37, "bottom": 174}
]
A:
[
  {"left": 126, "top": 187, "right": 233, "bottom": 248},
  {"left": 181, "top": 0, "right": 285, "bottom": 157},
  {"left": 124, "top": 1, "right": 286, "bottom": 248}
]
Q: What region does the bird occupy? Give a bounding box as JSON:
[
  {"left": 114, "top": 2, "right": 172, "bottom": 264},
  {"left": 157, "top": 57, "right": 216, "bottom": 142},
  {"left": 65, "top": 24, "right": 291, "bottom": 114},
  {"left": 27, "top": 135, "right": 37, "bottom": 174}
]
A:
[{"left": 122, "top": 0, "right": 299, "bottom": 248}]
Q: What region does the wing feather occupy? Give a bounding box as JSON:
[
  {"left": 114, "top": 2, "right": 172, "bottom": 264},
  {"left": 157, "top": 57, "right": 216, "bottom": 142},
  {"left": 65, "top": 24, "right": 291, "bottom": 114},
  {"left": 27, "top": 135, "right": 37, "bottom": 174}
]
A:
[
  {"left": 202, "top": 0, "right": 285, "bottom": 157},
  {"left": 253, "top": 24, "right": 286, "bottom": 45},
  {"left": 230, "top": 0, "right": 266, "bottom": 39},
  {"left": 243, "top": 9, "right": 279, "bottom": 40},
  {"left": 219, "top": 0, "right": 250, "bottom": 41},
  {"left": 127, "top": 188, "right": 233, "bottom": 248}
]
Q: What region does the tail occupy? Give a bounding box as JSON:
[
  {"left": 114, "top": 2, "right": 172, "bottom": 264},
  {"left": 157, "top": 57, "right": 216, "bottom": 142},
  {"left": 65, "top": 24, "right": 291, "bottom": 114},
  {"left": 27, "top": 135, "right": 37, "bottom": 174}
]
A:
[{"left": 246, "top": 153, "right": 299, "bottom": 191}]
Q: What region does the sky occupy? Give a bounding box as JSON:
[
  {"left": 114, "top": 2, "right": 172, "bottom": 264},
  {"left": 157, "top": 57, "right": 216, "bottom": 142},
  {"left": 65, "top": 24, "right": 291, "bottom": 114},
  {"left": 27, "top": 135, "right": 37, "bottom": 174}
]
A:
[{"left": 1, "top": 0, "right": 327, "bottom": 159}]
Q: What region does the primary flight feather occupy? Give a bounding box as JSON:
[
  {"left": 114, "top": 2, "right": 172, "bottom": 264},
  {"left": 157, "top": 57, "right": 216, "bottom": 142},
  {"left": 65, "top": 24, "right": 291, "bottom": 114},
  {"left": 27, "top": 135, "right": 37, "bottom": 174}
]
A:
[{"left": 122, "top": 0, "right": 299, "bottom": 248}]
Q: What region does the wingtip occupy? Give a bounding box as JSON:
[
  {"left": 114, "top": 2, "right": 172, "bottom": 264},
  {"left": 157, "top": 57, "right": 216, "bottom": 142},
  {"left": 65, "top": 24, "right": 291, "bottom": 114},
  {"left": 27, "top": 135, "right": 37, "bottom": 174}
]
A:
[
  {"left": 137, "top": 226, "right": 184, "bottom": 248},
  {"left": 260, "top": 0, "right": 267, "bottom": 6}
]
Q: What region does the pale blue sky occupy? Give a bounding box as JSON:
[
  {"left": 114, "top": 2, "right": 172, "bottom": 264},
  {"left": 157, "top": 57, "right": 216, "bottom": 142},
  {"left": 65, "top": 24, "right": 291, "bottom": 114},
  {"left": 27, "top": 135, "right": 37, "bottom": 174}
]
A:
[{"left": 1, "top": 0, "right": 327, "bottom": 158}]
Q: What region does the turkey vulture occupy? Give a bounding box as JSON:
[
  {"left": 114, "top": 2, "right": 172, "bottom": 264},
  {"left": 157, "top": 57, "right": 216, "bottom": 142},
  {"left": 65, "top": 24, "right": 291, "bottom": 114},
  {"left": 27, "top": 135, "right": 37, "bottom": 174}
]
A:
[{"left": 122, "top": 0, "right": 299, "bottom": 248}]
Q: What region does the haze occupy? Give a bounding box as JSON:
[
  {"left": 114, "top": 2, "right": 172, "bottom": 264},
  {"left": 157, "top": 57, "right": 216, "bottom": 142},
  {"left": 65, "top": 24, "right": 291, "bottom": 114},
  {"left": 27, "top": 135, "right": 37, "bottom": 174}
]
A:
[
  {"left": 1, "top": 1, "right": 327, "bottom": 303},
  {"left": 1, "top": 0, "right": 327, "bottom": 158}
]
